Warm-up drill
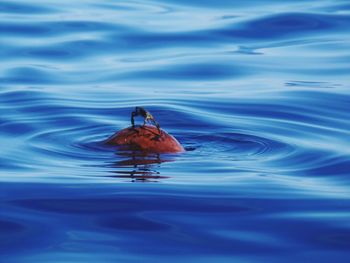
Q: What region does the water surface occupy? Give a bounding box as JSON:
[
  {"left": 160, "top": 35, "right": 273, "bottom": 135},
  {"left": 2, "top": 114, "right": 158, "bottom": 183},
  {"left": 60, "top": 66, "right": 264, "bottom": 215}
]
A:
[{"left": 1, "top": 0, "right": 350, "bottom": 262}]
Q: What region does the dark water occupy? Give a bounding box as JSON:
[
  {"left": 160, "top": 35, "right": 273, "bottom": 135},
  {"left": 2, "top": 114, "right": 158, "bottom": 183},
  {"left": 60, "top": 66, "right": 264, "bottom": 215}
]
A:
[{"left": 1, "top": 0, "right": 350, "bottom": 262}]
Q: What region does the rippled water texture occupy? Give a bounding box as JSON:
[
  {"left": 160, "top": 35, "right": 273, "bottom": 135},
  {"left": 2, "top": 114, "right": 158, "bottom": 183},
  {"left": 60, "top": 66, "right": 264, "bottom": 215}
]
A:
[{"left": 1, "top": 0, "right": 350, "bottom": 262}]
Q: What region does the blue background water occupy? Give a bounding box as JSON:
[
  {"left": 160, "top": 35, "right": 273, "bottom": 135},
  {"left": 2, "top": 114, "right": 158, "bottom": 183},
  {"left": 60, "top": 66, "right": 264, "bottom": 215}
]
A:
[{"left": 1, "top": 0, "right": 350, "bottom": 262}]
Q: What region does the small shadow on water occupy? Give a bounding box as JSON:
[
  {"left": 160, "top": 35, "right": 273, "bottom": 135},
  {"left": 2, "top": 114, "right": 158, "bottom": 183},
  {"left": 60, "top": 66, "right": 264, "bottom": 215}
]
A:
[
  {"left": 285, "top": 80, "right": 342, "bottom": 89},
  {"left": 232, "top": 46, "right": 263, "bottom": 55}
]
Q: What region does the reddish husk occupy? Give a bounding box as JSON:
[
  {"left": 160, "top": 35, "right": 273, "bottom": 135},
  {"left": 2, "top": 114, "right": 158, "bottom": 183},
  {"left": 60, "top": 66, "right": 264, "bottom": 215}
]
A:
[{"left": 105, "top": 125, "right": 184, "bottom": 153}]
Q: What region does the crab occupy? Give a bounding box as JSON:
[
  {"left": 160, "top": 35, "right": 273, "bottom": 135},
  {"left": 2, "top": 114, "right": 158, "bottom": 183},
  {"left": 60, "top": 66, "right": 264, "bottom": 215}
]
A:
[{"left": 131, "top": 107, "right": 161, "bottom": 135}]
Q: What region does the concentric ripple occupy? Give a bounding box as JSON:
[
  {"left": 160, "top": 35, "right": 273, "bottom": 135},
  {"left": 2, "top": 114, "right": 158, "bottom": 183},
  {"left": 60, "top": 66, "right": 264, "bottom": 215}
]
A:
[{"left": 1, "top": 86, "right": 349, "bottom": 184}]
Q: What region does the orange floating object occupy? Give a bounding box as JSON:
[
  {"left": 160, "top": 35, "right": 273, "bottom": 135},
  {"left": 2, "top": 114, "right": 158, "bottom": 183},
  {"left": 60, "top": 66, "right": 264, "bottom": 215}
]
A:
[
  {"left": 105, "top": 107, "right": 184, "bottom": 154},
  {"left": 106, "top": 125, "right": 184, "bottom": 153}
]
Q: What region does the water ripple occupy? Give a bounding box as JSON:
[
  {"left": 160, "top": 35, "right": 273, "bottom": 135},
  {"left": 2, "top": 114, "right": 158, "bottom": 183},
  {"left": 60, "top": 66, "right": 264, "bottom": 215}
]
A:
[
  {"left": 0, "top": 1, "right": 57, "bottom": 14},
  {"left": 1, "top": 0, "right": 350, "bottom": 262}
]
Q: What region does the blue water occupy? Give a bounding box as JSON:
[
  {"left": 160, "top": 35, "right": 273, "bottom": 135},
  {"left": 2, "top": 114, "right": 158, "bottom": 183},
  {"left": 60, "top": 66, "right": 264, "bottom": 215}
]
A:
[{"left": 1, "top": 0, "right": 350, "bottom": 262}]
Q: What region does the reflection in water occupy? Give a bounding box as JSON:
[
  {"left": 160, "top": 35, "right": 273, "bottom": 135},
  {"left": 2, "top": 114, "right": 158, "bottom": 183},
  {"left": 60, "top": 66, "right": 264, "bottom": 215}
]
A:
[{"left": 106, "top": 151, "right": 172, "bottom": 182}]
